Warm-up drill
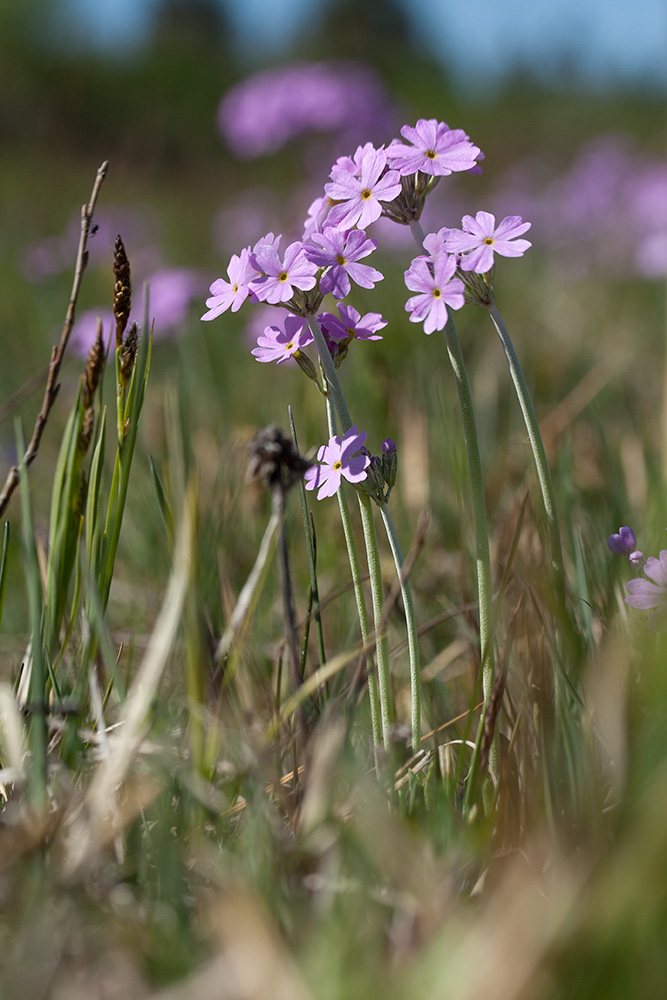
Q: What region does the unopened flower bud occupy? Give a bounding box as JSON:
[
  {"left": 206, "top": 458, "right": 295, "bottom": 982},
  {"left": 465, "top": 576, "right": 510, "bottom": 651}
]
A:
[
  {"left": 607, "top": 526, "right": 637, "bottom": 557},
  {"left": 293, "top": 349, "right": 318, "bottom": 383},
  {"left": 353, "top": 451, "right": 385, "bottom": 504},
  {"left": 381, "top": 437, "right": 397, "bottom": 492}
]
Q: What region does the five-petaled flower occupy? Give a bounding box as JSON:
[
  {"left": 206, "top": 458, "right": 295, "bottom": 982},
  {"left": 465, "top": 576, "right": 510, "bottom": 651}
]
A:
[
  {"left": 305, "top": 228, "right": 383, "bottom": 299},
  {"left": 251, "top": 316, "right": 312, "bottom": 364},
  {"left": 201, "top": 248, "right": 257, "bottom": 320},
  {"left": 249, "top": 241, "right": 318, "bottom": 304},
  {"left": 442, "top": 212, "right": 532, "bottom": 273},
  {"left": 318, "top": 302, "right": 387, "bottom": 342},
  {"left": 387, "top": 119, "right": 481, "bottom": 177},
  {"left": 304, "top": 426, "right": 370, "bottom": 499},
  {"left": 325, "top": 146, "right": 402, "bottom": 231},
  {"left": 404, "top": 253, "right": 465, "bottom": 334}
]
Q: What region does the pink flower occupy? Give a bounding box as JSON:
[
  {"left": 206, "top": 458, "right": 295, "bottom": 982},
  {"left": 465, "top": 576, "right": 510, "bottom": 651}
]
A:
[
  {"left": 305, "top": 228, "right": 383, "bottom": 298},
  {"left": 249, "top": 241, "right": 318, "bottom": 304},
  {"left": 304, "top": 426, "right": 370, "bottom": 499},
  {"left": 442, "top": 212, "right": 532, "bottom": 273},
  {"left": 386, "top": 119, "right": 482, "bottom": 177},
  {"left": 317, "top": 303, "right": 386, "bottom": 342},
  {"left": 404, "top": 254, "right": 465, "bottom": 334},
  {"left": 201, "top": 248, "right": 257, "bottom": 320},
  {"left": 325, "top": 146, "right": 402, "bottom": 230},
  {"left": 626, "top": 550, "right": 667, "bottom": 628},
  {"left": 251, "top": 316, "right": 312, "bottom": 364}
]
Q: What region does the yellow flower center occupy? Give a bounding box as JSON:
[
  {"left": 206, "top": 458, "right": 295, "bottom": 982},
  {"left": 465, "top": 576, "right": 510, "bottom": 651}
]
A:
[
  {"left": 432, "top": 288, "right": 442, "bottom": 299},
  {"left": 336, "top": 254, "right": 347, "bottom": 266},
  {"left": 361, "top": 188, "right": 372, "bottom": 201},
  {"left": 426, "top": 149, "right": 437, "bottom": 160},
  {"left": 333, "top": 461, "right": 342, "bottom": 471},
  {"left": 483, "top": 237, "right": 495, "bottom": 246},
  {"left": 233, "top": 282, "right": 239, "bottom": 293},
  {"left": 278, "top": 271, "right": 289, "bottom": 282}
]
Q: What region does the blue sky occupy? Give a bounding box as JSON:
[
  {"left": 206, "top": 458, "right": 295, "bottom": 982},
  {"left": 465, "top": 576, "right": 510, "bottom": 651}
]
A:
[{"left": 59, "top": 0, "right": 666, "bottom": 89}]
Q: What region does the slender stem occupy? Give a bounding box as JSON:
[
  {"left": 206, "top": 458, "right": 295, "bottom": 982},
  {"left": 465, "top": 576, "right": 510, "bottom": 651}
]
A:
[
  {"left": 488, "top": 303, "right": 565, "bottom": 601},
  {"left": 306, "top": 315, "right": 353, "bottom": 433},
  {"left": 326, "top": 400, "right": 382, "bottom": 759},
  {"left": 410, "top": 220, "right": 495, "bottom": 709},
  {"left": 357, "top": 492, "right": 392, "bottom": 747},
  {"left": 308, "top": 331, "right": 393, "bottom": 751},
  {"left": 380, "top": 506, "right": 420, "bottom": 752},
  {"left": 442, "top": 316, "right": 495, "bottom": 711}
]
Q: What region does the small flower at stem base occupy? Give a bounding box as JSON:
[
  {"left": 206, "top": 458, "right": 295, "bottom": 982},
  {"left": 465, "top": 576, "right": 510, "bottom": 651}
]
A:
[{"left": 304, "top": 426, "right": 370, "bottom": 500}]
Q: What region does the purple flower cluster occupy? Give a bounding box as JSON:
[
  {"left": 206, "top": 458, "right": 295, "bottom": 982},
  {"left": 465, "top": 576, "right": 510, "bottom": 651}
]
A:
[
  {"left": 218, "top": 61, "right": 394, "bottom": 160},
  {"left": 202, "top": 110, "right": 533, "bottom": 498}
]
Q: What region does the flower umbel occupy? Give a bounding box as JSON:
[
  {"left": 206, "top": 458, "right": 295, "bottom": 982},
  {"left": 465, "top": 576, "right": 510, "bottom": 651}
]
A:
[{"left": 304, "top": 426, "right": 371, "bottom": 500}]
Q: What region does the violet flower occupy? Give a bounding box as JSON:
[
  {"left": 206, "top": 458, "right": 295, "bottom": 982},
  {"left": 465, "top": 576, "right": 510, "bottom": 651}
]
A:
[
  {"left": 442, "top": 212, "right": 532, "bottom": 273},
  {"left": 318, "top": 303, "right": 386, "bottom": 342},
  {"left": 404, "top": 253, "right": 465, "bottom": 334},
  {"left": 304, "top": 426, "right": 370, "bottom": 499},
  {"left": 251, "top": 316, "right": 312, "bottom": 364},
  {"left": 201, "top": 248, "right": 257, "bottom": 320},
  {"left": 386, "top": 119, "right": 482, "bottom": 177},
  {"left": 607, "top": 526, "right": 638, "bottom": 556},
  {"left": 305, "top": 228, "right": 383, "bottom": 298},
  {"left": 626, "top": 550, "right": 667, "bottom": 628},
  {"left": 325, "top": 146, "right": 402, "bottom": 230},
  {"left": 249, "top": 241, "right": 318, "bottom": 304}
]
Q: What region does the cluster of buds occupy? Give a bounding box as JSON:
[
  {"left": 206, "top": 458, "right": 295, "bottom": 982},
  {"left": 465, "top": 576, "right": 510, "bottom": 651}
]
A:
[{"left": 357, "top": 438, "right": 398, "bottom": 505}]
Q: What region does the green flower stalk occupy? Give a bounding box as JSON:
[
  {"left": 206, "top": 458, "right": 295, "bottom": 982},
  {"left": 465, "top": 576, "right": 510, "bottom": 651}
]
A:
[
  {"left": 409, "top": 220, "right": 496, "bottom": 715},
  {"left": 487, "top": 302, "right": 565, "bottom": 601}
]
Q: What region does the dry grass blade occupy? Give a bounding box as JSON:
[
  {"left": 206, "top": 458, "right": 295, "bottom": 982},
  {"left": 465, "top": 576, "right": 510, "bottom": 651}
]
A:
[
  {"left": 61, "top": 480, "right": 195, "bottom": 876},
  {"left": 0, "top": 160, "right": 109, "bottom": 518}
]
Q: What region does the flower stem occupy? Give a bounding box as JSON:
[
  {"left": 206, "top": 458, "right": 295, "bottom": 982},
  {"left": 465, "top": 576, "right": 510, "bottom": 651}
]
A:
[
  {"left": 357, "top": 492, "right": 393, "bottom": 747},
  {"left": 487, "top": 303, "right": 565, "bottom": 602},
  {"left": 409, "top": 220, "right": 495, "bottom": 714},
  {"left": 306, "top": 315, "right": 353, "bottom": 433},
  {"left": 326, "top": 400, "right": 382, "bottom": 760},
  {"left": 380, "top": 506, "right": 420, "bottom": 752},
  {"left": 442, "top": 315, "right": 495, "bottom": 715}
]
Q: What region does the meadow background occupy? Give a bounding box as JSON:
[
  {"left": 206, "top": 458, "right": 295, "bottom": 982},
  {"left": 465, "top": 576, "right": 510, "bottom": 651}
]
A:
[{"left": 0, "top": 1, "right": 666, "bottom": 997}]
